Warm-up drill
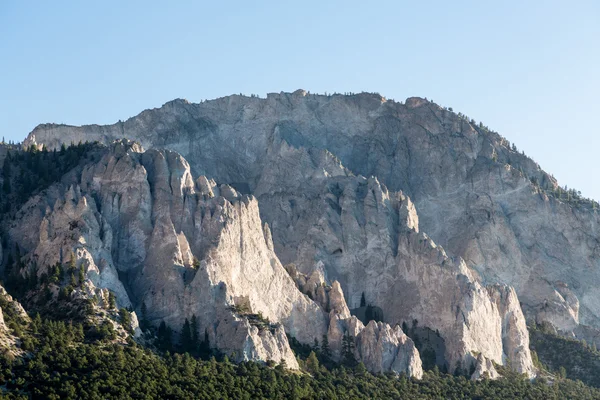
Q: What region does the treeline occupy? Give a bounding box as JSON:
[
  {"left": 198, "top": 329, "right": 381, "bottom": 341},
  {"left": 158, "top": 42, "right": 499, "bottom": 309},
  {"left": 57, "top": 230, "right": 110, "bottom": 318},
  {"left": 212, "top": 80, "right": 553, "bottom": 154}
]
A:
[
  {"left": 2, "top": 249, "right": 96, "bottom": 322},
  {"left": 144, "top": 311, "right": 211, "bottom": 360},
  {"left": 0, "top": 142, "right": 99, "bottom": 213},
  {"left": 0, "top": 286, "right": 599, "bottom": 399},
  {"left": 1, "top": 318, "right": 600, "bottom": 399},
  {"left": 530, "top": 323, "right": 600, "bottom": 388},
  {"left": 439, "top": 105, "right": 600, "bottom": 211}
]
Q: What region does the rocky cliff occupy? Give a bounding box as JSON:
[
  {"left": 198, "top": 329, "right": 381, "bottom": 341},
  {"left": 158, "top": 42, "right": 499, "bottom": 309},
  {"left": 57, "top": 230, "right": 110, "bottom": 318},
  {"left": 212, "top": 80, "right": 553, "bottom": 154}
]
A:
[
  {"left": 24, "top": 91, "right": 599, "bottom": 342},
  {"left": 16, "top": 89, "right": 594, "bottom": 377},
  {"left": 4, "top": 140, "right": 427, "bottom": 375}
]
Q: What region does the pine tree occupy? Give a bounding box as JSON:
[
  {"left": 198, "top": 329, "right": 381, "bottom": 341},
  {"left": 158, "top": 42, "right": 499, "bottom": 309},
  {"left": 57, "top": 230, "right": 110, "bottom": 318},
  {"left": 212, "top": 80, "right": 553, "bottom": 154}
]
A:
[
  {"left": 157, "top": 321, "right": 172, "bottom": 351},
  {"left": 360, "top": 292, "right": 366, "bottom": 308},
  {"left": 277, "top": 358, "right": 288, "bottom": 372},
  {"left": 119, "top": 308, "right": 133, "bottom": 334},
  {"left": 180, "top": 318, "right": 193, "bottom": 353},
  {"left": 78, "top": 265, "right": 85, "bottom": 285},
  {"left": 342, "top": 332, "right": 356, "bottom": 368},
  {"left": 321, "top": 334, "right": 331, "bottom": 362},
  {"left": 355, "top": 361, "right": 367, "bottom": 375},
  {"left": 454, "top": 360, "right": 465, "bottom": 377},
  {"left": 2, "top": 157, "right": 11, "bottom": 194},
  {"left": 31, "top": 313, "right": 42, "bottom": 334},
  {"left": 68, "top": 251, "right": 76, "bottom": 272},
  {"left": 199, "top": 328, "right": 211, "bottom": 359},
  {"left": 108, "top": 291, "right": 116, "bottom": 309},
  {"left": 191, "top": 314, "right": 199, "bottom": 351},
  {"left": 306, "top": 351, "right": 320, "bottom": 374}
]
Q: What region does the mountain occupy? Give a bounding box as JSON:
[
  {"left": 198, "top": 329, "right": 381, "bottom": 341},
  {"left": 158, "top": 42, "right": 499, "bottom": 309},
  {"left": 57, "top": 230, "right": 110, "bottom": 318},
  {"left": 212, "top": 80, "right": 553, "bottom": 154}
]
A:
[
  {"left": 25, "top": 91, "right": 600, "bottom": 331},
  {"left": 1, "top": 90, "right": 599, "bottom": 392}
]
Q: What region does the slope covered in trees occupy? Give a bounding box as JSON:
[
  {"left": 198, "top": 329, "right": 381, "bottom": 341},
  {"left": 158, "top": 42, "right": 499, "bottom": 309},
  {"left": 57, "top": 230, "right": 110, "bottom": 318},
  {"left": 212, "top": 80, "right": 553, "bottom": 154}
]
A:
[
  {"left": 0, "top": 142, "right": 100, "bottom": 214},
  {"left": 0, "top": 300, "right": 599, "bottom": 400},
  {"left": 530, "top": 324, "right": 600, "bottom": 388}
]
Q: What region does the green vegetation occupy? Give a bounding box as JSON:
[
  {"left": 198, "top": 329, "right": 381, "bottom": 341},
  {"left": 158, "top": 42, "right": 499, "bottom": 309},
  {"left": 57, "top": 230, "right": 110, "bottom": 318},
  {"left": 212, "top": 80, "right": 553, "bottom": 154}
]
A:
[
  {"left": 228, "top": 304, "right": 281, "bottom": 333},
  {"left": 530, "top": 323, "right": 600, "bottom": 388},
  {"left": 1, "top": 321, "right": 600, "bottom": 399},
  {"left": 0, "top": 287, "right": 599, "bottom": 398},
  {"left": 0, "top": 142, "right": 100, "bottom": 214}
]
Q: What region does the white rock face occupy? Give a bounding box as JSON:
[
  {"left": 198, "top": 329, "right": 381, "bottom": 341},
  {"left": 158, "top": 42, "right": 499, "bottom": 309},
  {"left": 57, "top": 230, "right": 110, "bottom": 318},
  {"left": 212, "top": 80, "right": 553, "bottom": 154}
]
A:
[
  {"left": 328, "top": 281, "right": 351, "bottom": 319},
  {"left": 311, "top": 279, "right": 423, "bottom": 377},
  {"left": 0, "top": 286, "right": 28, "bottom": 323},
  {"left": 471, "top": 354, "right": 500, "bottom": 380},
  {"left": 24, "top": 91, "right": 600, "bottom": 344},
  {"left": 5, "top": 141, "right": 424, "bottom": 376},
  {"left": 250, "top": 140, "right": 534, "bottom": 375},
  {"left": 0, "top": 285, "right": 29, "bottom": 353},
  {"left": 9, "top": 141, "right": 327, "bottom": 367},
  {"left": 488, "top": 284, "right": 536, "bottom": 376},
  {"left": 356, "top": 321, "right": 423, "bottom": 378},
  {"left": 23, "top": 91, "right": 583, "bottom": 376},
  {"left": 214, "top": 298, "right": 299, "bottom": 368}
]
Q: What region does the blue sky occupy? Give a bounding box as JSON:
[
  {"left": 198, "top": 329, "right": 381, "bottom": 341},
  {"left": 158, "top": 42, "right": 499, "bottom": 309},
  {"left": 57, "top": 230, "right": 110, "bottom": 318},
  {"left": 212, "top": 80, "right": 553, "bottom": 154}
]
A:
[{"left": 1, "top": 1, "right": 599, "bottom": 199}]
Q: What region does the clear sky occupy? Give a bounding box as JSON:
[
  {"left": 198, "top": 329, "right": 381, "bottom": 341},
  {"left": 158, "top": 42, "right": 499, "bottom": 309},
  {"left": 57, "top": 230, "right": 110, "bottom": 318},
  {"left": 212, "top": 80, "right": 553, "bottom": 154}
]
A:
[{"left": 1, "top": 1, "right": 599, "bottom": 199}]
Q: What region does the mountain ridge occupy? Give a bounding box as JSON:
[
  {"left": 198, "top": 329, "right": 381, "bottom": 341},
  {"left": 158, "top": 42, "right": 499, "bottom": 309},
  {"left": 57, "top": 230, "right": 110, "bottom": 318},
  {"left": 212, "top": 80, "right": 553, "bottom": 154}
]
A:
[
  {"left": 24, "top": 90, "right": 589, "bottom": 202},
  {"left": 22, "top": 91, "right": 600, "bottom": 337},
  {"left": 8, "top": 89, "right": 600, "bottom": 381}
]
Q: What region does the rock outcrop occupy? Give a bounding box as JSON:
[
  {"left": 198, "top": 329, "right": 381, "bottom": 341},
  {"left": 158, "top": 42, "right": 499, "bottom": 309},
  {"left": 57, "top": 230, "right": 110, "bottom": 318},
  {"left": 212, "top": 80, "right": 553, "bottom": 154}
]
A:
[
  {"left": 6, "top": 140, "right": 430, "bottom": 376},
  {"left": 0, "top": 285, "right": 29, "bottom": 354},
  {"left": 250, "top": 138, "right": 534, "bottom": 375},
  {"left": 8, "top": 141, "right": 327, "bottom": 368},
  {"left": 488, "top": 284, "right": 536, "bottom": 376},
  {"left": 23, "top": 91, "right": 600, "bottom": 346},
  {"left": 323, "top": 282, "right": 423, "bottom": 377},
  {"left": 357, "top": 321, "right": 423, "bottom": 378},
  {"left": 471, "top": 354, "right": 500, "bottom": 380},
  {"left": 26, "top": 91, "right": 600, "bottom": 378}
]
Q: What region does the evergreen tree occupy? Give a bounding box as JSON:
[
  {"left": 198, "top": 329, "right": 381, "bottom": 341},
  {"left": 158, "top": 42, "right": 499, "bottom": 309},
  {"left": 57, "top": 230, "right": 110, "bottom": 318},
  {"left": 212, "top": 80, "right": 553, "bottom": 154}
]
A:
[
  {"left": 365, "top": 305, "right": 373, "bottom": 322},
  {"left": 157, "top": 321, "right": 173, "bottom": 351},
  {"left": 402, "top": 321, "right": 409, "bottom": 333},
  {"left": 108, "top": 291, "right": 116, "bottom": 309},
  {"left": 199, "top": 328, "right": 211, "bottom": 359},
  {"left": 180, "top": 318, "right": 193, "bottom": 353},
  {"left": 342, "top": 332, "right": 356, "bottom": 368},
  {"left": 454, "top": 360, "right": 465, "bottom": 377},
  {"left": 306, "top": 351, "right": 320, "bottom": 374},
  {"left": 321, "top": 334, "right": 331, "bottom": 361},
  {"left": 2, "top": 157, "right": 11, "bottom": 194},
  {"left": 355, "top": 361, "right": 367, "bottom": 375},
  {"left": 78, "top": 265, "right": 85, "bottom": 285},
  {"left": 191, "top": 314, "right": 199, "bottom": 350},
  {"left": 140, "top": 302, "right": 149, "bottom": 332},
  {"left": 119, "top": 308, "right": 133, "bottom": 334},
  {"left": 68, "top": 251, "right": 76, "bottom": 272},
  {"left": 360, "top": 292, "right": 366, "bottom": 308}
]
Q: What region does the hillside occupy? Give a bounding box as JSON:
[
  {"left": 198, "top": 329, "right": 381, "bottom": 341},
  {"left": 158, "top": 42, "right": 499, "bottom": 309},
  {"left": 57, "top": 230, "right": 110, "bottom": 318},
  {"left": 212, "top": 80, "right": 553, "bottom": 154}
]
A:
[{"left": 0, "top": 91, "right": 598, "bottom": 397}]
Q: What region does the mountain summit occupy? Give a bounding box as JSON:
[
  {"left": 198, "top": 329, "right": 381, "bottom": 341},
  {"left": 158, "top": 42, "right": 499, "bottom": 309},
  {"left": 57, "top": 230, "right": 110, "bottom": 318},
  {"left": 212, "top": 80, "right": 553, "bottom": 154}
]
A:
[{"left": 4, "top": 91, "right": 599, "bottom": 383}]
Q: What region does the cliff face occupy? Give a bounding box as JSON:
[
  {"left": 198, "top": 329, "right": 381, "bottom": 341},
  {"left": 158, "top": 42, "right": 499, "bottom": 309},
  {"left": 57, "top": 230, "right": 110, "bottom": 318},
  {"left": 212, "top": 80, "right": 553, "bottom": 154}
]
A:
[
  {"left": 25, "top": 91, "right": 599, "bottom": 341},
  {"left": 252, "top": 139, "right": 535, "bottom": 375},
  {"left": 21, "top": 89, "right": 599, "bottom": 377},
  {"left": 8, "top": 141, "right": 329, "bottom": 368},
  {"left": 6, "top": 141, "right": 429, "bottom": 375},
  {"left": 0, "top": 285, "right": 28, "bottom": 355}
]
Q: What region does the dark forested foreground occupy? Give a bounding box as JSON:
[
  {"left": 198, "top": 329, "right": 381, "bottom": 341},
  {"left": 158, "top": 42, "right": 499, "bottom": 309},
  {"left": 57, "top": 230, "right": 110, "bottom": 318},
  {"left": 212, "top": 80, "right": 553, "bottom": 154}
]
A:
[{"left": 0, "top": 319, "right": 598, "bottom": 400}]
